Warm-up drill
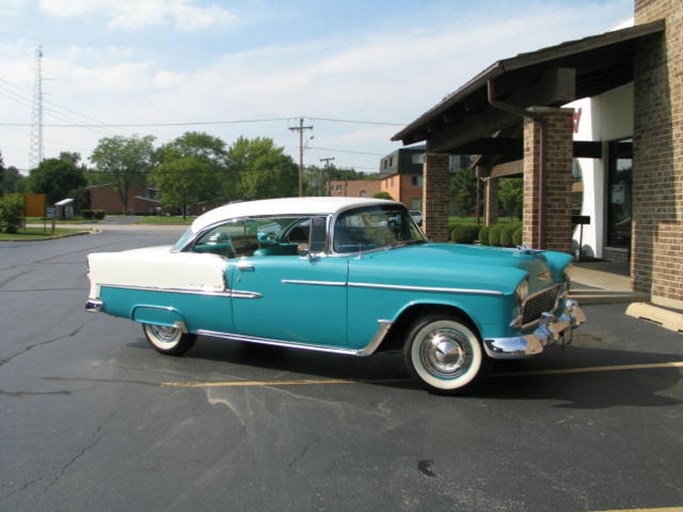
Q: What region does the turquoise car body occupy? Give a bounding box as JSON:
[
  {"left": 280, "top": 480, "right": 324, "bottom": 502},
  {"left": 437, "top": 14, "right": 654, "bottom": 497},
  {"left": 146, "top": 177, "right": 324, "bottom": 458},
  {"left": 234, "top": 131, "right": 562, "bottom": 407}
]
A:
[{"left": 86, "top": 197, "right": 584, "bottom": 391}]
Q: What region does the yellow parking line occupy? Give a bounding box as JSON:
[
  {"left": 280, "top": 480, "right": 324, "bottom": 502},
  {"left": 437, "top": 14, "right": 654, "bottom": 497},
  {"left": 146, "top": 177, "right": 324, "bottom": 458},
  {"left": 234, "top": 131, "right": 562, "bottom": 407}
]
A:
[
  {"left": 161, "top": 361, "right": 683, "bottom": 388},
  {"left": 492, "top": 361, "right": 683, "bottom": 378},
  {"left": 161, "top": 378, "right": 406, "bottom": 388},
  {"left": 590, "top": 508, "right": 683, "bottom": 512}
]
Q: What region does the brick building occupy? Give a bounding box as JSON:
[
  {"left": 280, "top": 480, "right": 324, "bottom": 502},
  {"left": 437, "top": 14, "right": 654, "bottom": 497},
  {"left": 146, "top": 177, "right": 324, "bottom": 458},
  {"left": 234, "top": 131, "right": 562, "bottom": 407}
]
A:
[
  {"left": 393, "top": 0, "right": 682, "bottom": 309},
  {"left": 88, "top": 184, "right": 161, "bottom": 215}
]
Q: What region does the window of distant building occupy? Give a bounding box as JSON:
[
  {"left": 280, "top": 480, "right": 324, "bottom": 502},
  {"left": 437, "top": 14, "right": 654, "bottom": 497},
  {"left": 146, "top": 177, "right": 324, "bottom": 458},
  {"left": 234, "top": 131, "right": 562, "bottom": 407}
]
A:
[
  {"left": 336, "top": 184, "right": 342, "bottom": 193},
  {"left": 360, "top": 191, "right": 367, "bottom": 197},
  {"left": 412, "top": 153, "right": 425, "bottom": 165},
  {"left": 411, "top": 176, "right": 423, "bottom": 187}
]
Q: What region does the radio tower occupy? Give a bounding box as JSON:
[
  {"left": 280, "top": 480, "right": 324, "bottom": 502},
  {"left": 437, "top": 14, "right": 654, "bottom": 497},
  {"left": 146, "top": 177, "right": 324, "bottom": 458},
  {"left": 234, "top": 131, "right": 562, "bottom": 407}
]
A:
[{"left": 29, "top": 45, "right": 44, "bottom": 170}]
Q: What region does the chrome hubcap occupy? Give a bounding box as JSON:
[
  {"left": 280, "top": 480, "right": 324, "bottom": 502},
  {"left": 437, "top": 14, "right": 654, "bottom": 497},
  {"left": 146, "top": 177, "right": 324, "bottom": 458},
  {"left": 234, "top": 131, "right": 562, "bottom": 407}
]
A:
[
  {"left": 421, "top": 329, "right": 472, "bottom": 378},
  {"left": 150, "top": 325, "right": 180, "bottom": 344}
]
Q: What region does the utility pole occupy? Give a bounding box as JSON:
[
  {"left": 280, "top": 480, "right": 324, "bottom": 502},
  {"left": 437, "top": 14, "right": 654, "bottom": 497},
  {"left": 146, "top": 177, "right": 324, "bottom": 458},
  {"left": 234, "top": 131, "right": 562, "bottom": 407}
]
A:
[
  {"left": 319, "top": 157, "right": 335, "bottom": 196},
  {"left": 29, "top": 45, "right": 44, "bottom": 170},
  {"left": 289, "top": 118, "right": 313, "bottom": 197}
]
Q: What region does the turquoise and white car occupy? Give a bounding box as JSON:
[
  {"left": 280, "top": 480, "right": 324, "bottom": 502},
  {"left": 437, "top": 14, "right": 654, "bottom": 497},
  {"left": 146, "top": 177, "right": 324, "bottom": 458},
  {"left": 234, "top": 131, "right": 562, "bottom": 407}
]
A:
[{"left": 86, "top": 197, "right": 585, "bottom": 393}]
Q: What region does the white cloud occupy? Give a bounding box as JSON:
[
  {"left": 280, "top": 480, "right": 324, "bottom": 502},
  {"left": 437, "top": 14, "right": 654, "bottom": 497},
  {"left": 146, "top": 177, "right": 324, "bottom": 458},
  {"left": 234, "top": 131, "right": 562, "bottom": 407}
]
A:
[{"left": 38, "top": 0, "right": 238, "bottom": 31}]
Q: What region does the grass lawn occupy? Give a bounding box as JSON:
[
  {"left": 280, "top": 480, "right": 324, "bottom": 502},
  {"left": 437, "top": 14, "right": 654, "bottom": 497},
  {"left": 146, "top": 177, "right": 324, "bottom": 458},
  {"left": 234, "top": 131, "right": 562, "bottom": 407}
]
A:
[
  {"left": 138, "top": 216, "right": 195, "bottom": 225},
  {"left": 0, "top": 227, "right": 87, "bottom": 240}
]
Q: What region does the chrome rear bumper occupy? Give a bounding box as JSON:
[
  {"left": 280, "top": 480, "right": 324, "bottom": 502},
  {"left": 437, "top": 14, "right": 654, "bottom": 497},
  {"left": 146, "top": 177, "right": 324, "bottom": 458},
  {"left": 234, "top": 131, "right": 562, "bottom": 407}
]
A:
[
  {"left": 85, "top": 299, "right": 103, "bottom": 313},
  {"left": 484, "top": 299, "right": 586, "bottom": 359}
]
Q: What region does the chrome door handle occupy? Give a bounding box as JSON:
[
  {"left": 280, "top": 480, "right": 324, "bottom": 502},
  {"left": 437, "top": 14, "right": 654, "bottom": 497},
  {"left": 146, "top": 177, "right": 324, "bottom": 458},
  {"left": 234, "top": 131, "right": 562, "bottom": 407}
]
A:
[{"left": 236, "top": 261, "right": 255, "bottom": 272}]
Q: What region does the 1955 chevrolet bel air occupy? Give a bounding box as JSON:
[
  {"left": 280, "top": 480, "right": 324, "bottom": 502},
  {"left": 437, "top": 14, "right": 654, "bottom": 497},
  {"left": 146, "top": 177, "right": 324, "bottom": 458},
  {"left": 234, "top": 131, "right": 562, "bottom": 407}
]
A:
[{"left": 86, "top": 197, "right": 585, "bottom": 393}]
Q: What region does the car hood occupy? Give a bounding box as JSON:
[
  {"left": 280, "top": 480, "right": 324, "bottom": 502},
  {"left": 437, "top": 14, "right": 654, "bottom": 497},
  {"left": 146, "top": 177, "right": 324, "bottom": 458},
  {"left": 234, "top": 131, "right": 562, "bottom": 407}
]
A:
[{"left": 350, "top": 243, "right": 572, "bottom": 295}]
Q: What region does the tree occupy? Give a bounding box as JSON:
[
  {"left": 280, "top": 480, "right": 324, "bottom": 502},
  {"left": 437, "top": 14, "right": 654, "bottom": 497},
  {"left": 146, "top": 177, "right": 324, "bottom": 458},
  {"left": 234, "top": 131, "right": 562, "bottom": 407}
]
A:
[
  {"left": 228, "top": 137, "right": 298, "bottom": 200},
  {"left": 373, "top": 191, "right": 393, "bottom": 200},
  {"left": 28, "top": 155, "right": 87, "bottom": 205},
  {"left": 450, "top": 167, "right": 481, "bottom": 217},
  {"left": 1, "top": 166, "right": 26, "bottom": 194},
  {"left": 150, "top": 157, "right": 216, "bottom": 218},
  {"left": 498, "top": 177, "right": 523, "bottom": 220},
  {"left": 154, "top": 132, "right": 234, "bottom": 210},
  {"left": 90, "top": 135, "right": 155, "bottom": 214}
]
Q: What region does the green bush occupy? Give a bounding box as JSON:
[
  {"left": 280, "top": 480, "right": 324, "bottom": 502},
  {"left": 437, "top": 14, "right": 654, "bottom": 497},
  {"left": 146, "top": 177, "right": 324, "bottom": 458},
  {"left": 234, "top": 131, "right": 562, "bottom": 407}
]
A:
[
  {"left": 488, "top": 224, "right": 503, "bottom": 246},
  {"left": 500, "top": 222, "right": 522, "bottom": 247},
  {"left": 512, "top": 225, "right": 523, "bottom": 247},
  {"left": 81, "top": 209, "right": 94, "bottom": 219},
  {"left": 450, "top": 223, "right": 480, "bottom": 244},
  {"left": 478, "top": 226, "right": 489, "bottom": 245},
  {"left": 93, "top": 210, "right": 106, "bottom": 220},
  {"left": 0, "top": 193, "right": 25, "bottom": 234}
]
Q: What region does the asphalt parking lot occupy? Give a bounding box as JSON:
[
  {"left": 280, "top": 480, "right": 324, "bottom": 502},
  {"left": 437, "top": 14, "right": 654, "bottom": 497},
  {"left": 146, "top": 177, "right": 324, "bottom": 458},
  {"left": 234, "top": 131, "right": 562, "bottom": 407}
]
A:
[{"left": 1, "top": 228, "right": 681, "bottom": 512}]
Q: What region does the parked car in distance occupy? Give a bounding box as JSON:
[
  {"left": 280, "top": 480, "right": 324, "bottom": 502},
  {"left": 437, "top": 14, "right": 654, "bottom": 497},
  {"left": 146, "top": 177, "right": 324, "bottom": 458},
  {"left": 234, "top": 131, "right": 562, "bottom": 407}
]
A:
[
  {"left": 409, "top": 209, "right": 423, "bottom": 226},
  {"left": 86, "top": 197, "right": 585, "bottom": 394}
]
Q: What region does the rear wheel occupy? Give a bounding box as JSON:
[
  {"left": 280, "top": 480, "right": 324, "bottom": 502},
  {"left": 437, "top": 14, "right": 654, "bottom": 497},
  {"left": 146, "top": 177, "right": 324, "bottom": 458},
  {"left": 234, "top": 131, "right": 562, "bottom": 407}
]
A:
[
  {"left": 403, "top": 314, "right": 488, "bottom": 394},
  {"left": 143, "top": 324, "right": 196, "bottom": 356}
]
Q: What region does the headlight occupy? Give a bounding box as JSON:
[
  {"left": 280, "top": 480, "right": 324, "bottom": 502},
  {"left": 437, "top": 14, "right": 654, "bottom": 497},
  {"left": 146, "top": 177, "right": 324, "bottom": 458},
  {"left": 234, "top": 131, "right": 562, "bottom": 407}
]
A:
[{"left": 515, "top": 278, "right": 529, "bottom": 304}]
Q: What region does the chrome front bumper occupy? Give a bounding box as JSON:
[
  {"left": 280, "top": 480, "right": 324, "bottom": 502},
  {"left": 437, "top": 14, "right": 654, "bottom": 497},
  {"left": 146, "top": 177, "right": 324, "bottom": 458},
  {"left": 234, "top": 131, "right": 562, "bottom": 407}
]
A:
[{"left": 484, "top": 299, "right": 586, "bottom": 359}]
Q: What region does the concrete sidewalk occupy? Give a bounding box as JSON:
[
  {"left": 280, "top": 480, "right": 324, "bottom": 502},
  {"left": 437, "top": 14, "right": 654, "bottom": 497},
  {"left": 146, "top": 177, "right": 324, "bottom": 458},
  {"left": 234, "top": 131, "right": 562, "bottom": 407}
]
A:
[{"left": 569, "top": 260, "right": 683, "bottom": 334}]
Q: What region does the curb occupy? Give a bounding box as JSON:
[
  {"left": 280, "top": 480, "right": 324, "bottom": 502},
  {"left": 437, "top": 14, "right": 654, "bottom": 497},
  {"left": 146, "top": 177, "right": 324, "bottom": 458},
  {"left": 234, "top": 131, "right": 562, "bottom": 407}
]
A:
[
  {"left": 0, "top": 229, "right": 99, "bottom": 242},
  {"left": 626, "top": 302, "right": 683, "bottom": 335}
]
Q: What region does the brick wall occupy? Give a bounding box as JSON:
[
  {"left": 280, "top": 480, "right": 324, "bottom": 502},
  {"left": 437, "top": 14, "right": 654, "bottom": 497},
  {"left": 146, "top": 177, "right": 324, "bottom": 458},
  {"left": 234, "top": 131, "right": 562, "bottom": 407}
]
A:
[
  {"left": 484, "top": 177, "right": 499, "bottom": 226},
  {"left": 423, "top": 153, "right": 451, "bottom": 241},
  {"left": 328, "top": 180, "right": 381, "bottom": 198},
  {"left": 522, "top": 107, "right": 574, "bottom": 252},
  {"left": 633, "top": 0, "right": 683, "bottom": 308}
]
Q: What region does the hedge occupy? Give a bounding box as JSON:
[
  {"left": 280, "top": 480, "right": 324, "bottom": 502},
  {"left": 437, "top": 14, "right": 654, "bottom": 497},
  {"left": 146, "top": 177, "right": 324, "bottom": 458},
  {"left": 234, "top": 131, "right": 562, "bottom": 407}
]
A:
[{"left": 450, "top": 223, "right": 480, "bottom": 244}]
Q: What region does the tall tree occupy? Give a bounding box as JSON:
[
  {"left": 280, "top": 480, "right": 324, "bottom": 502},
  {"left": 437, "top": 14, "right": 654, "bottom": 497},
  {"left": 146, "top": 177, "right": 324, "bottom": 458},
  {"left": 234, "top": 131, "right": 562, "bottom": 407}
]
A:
[
  {"left": 90, "top": 135, "right": 155, "bottom": 214},
  {"left": 228, "top": 137, "right": 298, "bottom": 200},
  {"left": 150, "top": 157, "right": 216, "bottom": 218},
  {"left": 498, "top": 177, "right": 523, "bottom": 220},
  {"left": 450, "top": 167, "right": 481, "bottom": 217},
  {"left": 28, "top": 155, "right": 87, "bottom": 205},
  {"left": 154, "top": 132, "right": 234, "bottom": 208}
]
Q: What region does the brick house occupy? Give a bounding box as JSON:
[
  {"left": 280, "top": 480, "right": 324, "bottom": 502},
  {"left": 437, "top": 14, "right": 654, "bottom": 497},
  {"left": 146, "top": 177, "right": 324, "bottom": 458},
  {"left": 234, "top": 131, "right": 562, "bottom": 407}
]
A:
[
  {"left": 392, "top": 0, "right": 683, "bottom": 309},
  {"left": 88, "top": 184, "right": 162, "bottom": 215}
]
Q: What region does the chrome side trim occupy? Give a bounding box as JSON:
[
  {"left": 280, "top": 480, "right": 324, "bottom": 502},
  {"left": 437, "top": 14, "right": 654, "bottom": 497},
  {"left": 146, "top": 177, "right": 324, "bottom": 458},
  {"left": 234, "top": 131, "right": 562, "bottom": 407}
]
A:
[
  {"left": 196, "top": 330, "right": 359, "bottom": 356},
  {"left": 348, "top": 282, "right": 503, "bottom": 296},
  {"left": 196, "top": 319, "right": 393, "bottom": 358},
  {"left": 282, "top": 279, "right": 346, "bottom": 287},
  {"left": 100, "top": 283, "right": 261, "bottom": 299}
]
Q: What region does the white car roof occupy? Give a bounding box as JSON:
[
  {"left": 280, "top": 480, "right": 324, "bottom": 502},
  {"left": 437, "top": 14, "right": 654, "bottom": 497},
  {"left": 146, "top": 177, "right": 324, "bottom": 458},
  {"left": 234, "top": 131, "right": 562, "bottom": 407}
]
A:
[{"left": 191, "top": 196, "right": 397, "bottom": 234}]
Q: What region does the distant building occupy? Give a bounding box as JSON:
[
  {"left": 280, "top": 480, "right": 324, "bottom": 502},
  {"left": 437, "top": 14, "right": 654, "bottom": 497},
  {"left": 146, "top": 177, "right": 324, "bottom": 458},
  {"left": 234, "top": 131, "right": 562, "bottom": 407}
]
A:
[{"left": 88, "top": 184, "right": 162, "bottom": 215}]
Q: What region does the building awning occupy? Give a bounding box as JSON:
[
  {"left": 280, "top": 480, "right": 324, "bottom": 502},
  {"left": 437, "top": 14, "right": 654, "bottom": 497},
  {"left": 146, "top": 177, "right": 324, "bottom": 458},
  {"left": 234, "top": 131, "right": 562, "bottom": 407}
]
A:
[{"left": 392, "top": 20, "right": 664, "bottom": 159}]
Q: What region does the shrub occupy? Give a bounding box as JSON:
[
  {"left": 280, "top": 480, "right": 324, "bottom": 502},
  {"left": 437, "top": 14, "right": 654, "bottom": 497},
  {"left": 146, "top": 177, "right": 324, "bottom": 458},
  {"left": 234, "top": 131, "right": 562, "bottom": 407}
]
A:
[
  {"left": 478, "top": 226, "right": 490, "bottom": 245},
  {"left": 81, "top": 209, "right": 94, "bottom": 219},
  {"left": 488, "top": 224, "right": 503, "bottom": 246},
  {"left": 93, "top": 210, "right": 106, "bottom": 220},
  {"left": 512, "top": 225, "right": 523, "bottom": 247},
  {"left": 500, "top": 222, "right": 521, "bottom": 247},
  {"left": 0, "top": 193, "right": 25, "bottom": 234},
  {"left": 450, "top": 223, "right": 480, "bottom": 244}
]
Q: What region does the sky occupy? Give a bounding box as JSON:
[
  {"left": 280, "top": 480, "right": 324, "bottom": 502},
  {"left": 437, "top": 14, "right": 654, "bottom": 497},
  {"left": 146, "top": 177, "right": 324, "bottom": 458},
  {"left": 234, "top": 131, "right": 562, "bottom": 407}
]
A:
[{"left": 0, "top": 0, "right": 633, "bottom": 176}]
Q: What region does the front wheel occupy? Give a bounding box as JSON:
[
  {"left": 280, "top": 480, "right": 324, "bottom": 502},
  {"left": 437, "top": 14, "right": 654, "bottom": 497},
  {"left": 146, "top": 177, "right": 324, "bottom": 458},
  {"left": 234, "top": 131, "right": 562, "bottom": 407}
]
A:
[
  {"left": 143, "top": 324, "right": 197, "bottom": 356},
  {"left": 403, "top": 314, "right": 488, "bottom": 394}
]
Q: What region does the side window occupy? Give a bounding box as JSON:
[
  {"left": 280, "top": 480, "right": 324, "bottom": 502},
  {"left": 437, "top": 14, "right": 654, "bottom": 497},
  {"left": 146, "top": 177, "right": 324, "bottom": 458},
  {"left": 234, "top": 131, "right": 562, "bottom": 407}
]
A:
[
  {"left": 192, "top": 220, "right": 260, "bottom": 258},
  {"left": 309, "top": 217, "right": 327, "bottom": 253}
]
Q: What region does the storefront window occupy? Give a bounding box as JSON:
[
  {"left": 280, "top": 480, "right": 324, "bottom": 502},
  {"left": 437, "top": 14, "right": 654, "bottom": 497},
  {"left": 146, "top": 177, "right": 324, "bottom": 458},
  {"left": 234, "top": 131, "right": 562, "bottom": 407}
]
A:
[{"left": 607, "top": 139, "right": 632, "bottom": 248}]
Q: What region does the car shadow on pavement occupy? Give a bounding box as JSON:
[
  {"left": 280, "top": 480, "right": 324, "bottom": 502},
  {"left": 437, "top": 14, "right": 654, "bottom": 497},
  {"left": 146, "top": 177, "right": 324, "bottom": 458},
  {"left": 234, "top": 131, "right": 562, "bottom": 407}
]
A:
[{"left": 128, "top": 336, "right": 682, "bottom": 408}]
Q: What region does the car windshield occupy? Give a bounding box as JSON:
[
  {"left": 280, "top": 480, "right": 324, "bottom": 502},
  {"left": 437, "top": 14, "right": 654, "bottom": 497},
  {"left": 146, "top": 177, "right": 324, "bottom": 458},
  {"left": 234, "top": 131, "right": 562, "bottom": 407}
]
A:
[{"left": 333, "top": 204, "right": 426, "bottom": 253}]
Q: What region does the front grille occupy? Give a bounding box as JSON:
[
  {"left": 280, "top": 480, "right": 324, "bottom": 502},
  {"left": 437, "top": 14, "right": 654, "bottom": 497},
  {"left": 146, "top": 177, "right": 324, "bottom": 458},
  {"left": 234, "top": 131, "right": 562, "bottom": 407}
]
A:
[{"left": 521, "top": 285, "right": 559, "bottom": 326}]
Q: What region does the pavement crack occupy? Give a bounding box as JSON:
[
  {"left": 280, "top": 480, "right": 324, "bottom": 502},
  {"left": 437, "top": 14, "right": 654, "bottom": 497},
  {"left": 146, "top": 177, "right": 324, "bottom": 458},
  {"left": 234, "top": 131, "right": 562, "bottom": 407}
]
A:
[
  {"left": 45, "top": 412, "right": 114, "bottom": 488},
  {"left": 0, "top": 318, "right": 94, "bottom": 368}
]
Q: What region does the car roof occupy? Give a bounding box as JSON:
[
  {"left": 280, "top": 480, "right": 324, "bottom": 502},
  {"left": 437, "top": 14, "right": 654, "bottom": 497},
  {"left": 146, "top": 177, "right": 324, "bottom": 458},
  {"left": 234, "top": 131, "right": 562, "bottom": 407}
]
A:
[{"left": 191, "top": 196, "right": 399, "bottom": 233}]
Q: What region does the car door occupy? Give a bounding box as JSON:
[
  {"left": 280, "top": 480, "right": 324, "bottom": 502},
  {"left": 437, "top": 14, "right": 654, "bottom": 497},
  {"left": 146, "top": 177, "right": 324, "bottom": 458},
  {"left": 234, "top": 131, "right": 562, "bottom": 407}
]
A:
[{"left": 229, "top": 254, "right": 349, "bottom": 346}]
